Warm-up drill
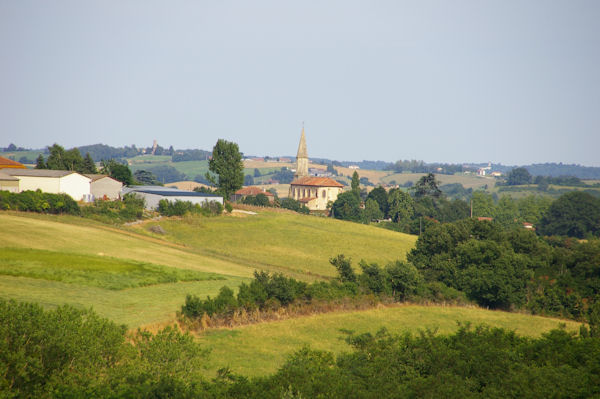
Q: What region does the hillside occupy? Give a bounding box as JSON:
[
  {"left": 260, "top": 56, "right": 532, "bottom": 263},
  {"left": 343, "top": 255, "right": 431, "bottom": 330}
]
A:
[
  {"left": 0, "top": 210, "right": 416, "bottom": 325},
  {"left": 198, "top": 305, "right": 581, "bottom": 376}
]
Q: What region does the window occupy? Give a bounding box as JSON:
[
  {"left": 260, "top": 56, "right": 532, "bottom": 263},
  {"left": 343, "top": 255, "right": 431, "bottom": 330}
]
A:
[{"left": 322, "top": 190, "right": 326, "bottom": 198}]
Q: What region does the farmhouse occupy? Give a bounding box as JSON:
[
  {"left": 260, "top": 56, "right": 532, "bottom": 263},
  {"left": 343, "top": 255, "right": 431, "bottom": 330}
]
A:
[
  {"left": 0, "top": 169, "right": 91, "bottom": 201},
  {"left": 85, "top": 174, "right": 123, "bottom": 200},
  {"left": 123, "top": 186, "right": 223, "bottom": 210},
  {"left": 231, "top": 186, "right": 275, "bottom": 203},
  {"left": 288, "top": 128, "right": 343, "bottom": 211}
]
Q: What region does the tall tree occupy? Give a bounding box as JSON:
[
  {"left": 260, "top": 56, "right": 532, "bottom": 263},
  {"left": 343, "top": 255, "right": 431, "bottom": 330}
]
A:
[
  {"left": 413, "top": 173, "right": 442, "bottom": 198},
  {"left": 366, "top": 186, "right": 389, "bottom": 217},
  {"left": 206, "top": 139, "right": 244, "bottom": 199},
  {"left": 539, "top": 191, "right": 600, "bottom": 238},
  {"left": 101, "top": 159, "right": 134, "bottom": 185},
  {"left": 387, "top": 189, "right": 414, "bottom": 223},
  {"left": 63, "top": 148, "right": 84, "bottom": 172},
  {"left": 35, "top": 154, "right": 46, "bottom": 169},
  {"left": 506, "top": 167, "right": 532, "bottom": 185},
  {"left": 82, "top": 152, "right": 97, "bottom": 174},
  {"left": 351, "top": 171, "right": 360, "bottom": 198},
  {"left": 45, "top": 144, "right": 66, "bottom": 170}
]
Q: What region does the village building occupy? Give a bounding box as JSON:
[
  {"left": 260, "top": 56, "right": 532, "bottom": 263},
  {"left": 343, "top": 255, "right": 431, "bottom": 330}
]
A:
[
  {"left": 0, "top": 171, "right": 20, "bottom": 193},
  {"left": 0, "top": 169, "right": 92, "bottom": 201},
  {"left": 288, "top": 128, "right": 343, "bottom": 211},
  {"left": 0, "top": 156, "right": 27, "bottom": 170},
  {"left": 85, "top": 174, "right": 123, "bottom": 200},
  {"left": 231, "top": 186, "right": 275, "bottom": 203},
  {"left": 123, "top": 186, "right": 223, "bottom": 210}
]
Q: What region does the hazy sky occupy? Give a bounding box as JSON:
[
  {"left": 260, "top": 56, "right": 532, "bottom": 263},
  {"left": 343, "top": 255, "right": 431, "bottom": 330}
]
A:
[{"left": 1, "top": 1, "right": 599, "bottom": 165}]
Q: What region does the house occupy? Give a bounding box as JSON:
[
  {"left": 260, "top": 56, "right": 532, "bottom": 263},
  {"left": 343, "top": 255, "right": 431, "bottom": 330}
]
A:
[
  {"left": 231, "top": 186, "right": 275, "bottom": 203},
  {"left": 123, "top": 186, "right": 223, "bottom": 210},
  {"left": 0, "top": 156, "right": 27, "bottom": 170},
  {"left": 0, "top": 169, "right": 91, "bottom": 201},
  {"left": 85, "top": 174, "right": 123, "bottom": 200},
  {"left": 287, "top": 128, "right": 343, "bottom": 211}
]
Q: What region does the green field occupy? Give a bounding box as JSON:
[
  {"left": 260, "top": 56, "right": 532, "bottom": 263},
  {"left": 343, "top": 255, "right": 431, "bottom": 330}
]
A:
[
  {"left": 134, "top": 210, "right": 417, "bottom": 278},
  {"left": 199, "top": 305, "right": 581, "bottom": 376},
  {"left": 0, "top": 210, "right": 415, "bottom": 325}
]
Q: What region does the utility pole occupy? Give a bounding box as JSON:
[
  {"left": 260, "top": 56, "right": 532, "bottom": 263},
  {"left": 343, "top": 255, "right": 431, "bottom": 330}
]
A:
[{"left": 470, "top": 199, "right": 473, "bottom": 218}]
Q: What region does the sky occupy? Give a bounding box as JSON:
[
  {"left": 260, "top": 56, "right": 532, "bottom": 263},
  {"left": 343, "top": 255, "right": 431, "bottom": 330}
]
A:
[{"left": 1, "top": 1, "right": 599, "bottom": 166}]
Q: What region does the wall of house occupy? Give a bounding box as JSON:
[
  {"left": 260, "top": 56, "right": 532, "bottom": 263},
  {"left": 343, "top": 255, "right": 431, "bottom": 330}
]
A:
[
  {"left": 58, "top": 174, "right": 92, "bottom": 201},
  {"left": 91, "top": 178, "right": 122, "bottom": 200},
  {"left": 17, "top": 176, "right": 61, "bottom": 194},
  {"left": 0, "top": 180, "right": 19, "bottom": 193}
]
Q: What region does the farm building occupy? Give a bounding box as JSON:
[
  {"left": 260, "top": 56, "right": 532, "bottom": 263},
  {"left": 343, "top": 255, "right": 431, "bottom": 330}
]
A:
[
  {"left": 0, "top": 157, "right": 27, "bottom": 169},
  {"left": 85, "top": 174, "right": 123, "bottom": 200},
  {"left": 123, "top": 186, "right": 223, "bottom": 210},
  {"left": 0, "top": 171, "right": 20, "bottom": 192},
  {"left": 231, "top": 186, "right": 275, "bottom": 203},
  {"left": 0, "top": 169, "right": 92, "bottom": 201}
]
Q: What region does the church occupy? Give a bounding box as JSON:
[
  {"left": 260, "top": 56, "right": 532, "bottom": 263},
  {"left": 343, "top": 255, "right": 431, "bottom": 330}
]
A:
[{"left": 288, "top": 127, "right": 343, "bottom": 211}]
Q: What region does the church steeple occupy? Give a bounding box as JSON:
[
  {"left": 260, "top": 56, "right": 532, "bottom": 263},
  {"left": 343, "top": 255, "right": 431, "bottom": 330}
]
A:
[{"left": 295, "top": 124, "right": 309, "bottom": 178}]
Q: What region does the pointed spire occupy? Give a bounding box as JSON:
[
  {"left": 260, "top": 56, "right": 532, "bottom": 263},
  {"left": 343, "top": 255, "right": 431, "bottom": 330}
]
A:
[{"left": 297, "top": 125, "right": 308, "bottom": 159}]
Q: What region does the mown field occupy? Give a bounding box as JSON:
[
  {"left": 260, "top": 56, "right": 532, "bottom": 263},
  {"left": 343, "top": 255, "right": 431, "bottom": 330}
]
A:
[
  {"left": 198, "top": 305, "right": 581, "bottom": 376},
  {"left": 0, "top": 209, "right": 415, "bottom": 325},
  {"left": 134, "top": 208, "right": 417, "bottom": 278}
]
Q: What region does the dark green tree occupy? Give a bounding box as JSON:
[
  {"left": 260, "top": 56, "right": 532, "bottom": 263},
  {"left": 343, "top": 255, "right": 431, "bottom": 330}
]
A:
[
  {"left": 63, "top": 148, "right": 84, "bottom": 172},
  {"left": 387, "top": 189, "right": 414, "bottom": 223},
  {"left": 35, "top": 154, "right": 46, "bottom": 169},
  {"left": 413, "top": 173, "right": 441, "bottom": 198},
  {"left": 244, "top": 175, "right": 255, "bottom": 186},
  {"left": 351, "top": 171, "right": 360, "bottom": 198},
  {"left": 539, "top": 191, "right": 600, "bottom": 238},
  {"left": 364, "top": 198, "right": 383, "bottom": 222},
  {"left": 366, "top": 186, "right": 388, "bottom": 216},
  {"left": 101, "top": 160, "right": 134, "bottom": 185},
  {"left": 134, "top": 170, "right": 160, "bottom": 185},
  {"left": 331, "top": 191, "right": 362, "bottom": 222},
  {"left": 82, "top": 152, "right": 97, "bottom": 174},
  {"left": 329, "top": 254, "right": 357, "bottom": 283},
  {"left": 45, "top": 144, "right": 66, "bottom": 170},
  {"left": 506, "top": 167, "right": 532, "bottom": 185},
  {"left": 254, "top": 168, "right": 261, "bottom": 177},
  {"left": 206, "top": 139, "right": 244, "bottom": 199}
]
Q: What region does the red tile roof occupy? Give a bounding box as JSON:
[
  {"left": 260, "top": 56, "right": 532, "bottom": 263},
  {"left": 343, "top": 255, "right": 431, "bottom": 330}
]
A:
[
  {"left": 290, "top": 176, "right": 344, "bottom": 188},
  {"left": 0, "top": 156, "right": 27, "bottom": 169},
  {"left": 234, "top": 186, "right": 274, "bottom": 196}
]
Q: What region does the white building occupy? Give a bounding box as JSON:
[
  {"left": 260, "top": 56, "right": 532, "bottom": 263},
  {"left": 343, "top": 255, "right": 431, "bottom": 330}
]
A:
[
  {"left": 123, "top": 186, "right": 223, "bottom": 210},
  {"left": 85, "top": 174, "right": 123, "bottom": 200},
  {"left": 0, "top": 169, "right": 92, "bottom": 201}
]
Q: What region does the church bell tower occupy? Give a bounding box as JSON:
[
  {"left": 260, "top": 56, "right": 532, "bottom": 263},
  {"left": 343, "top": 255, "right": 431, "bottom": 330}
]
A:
[{"left": 294, "top": 125, "right": 308, "bottom": 178}]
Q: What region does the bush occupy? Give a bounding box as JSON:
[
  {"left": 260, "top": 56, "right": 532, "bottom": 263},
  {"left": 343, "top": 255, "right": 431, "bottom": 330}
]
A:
[
  {"left": 157, "top": 199, "right": 223, "bottom": 217},
  {"left": 0, "top": 190, "right": 80, "bottom": 214}
]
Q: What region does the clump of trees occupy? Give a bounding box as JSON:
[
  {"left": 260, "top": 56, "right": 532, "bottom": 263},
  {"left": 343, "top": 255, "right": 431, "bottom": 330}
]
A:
[
  {"left": 80, "top": 193, "right": 145, "bottom": 223},
  {"left": 36, "top": 144, "right": 97, "bottom": 174}
]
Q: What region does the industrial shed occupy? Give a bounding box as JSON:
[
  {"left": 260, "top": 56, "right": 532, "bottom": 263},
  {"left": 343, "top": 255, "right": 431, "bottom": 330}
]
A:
[
  {"left": 85, "top": 174, "right": 123, "bottom": 200},
  {"left": 123, "top": 186, "right": 223, "bottom": 210},
  {"left": 0, "top": 169, "right": 91, "bottom": 201}
]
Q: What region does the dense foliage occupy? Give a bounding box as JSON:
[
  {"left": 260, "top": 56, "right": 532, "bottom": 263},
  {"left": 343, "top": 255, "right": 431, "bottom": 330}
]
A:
[
  {"left": 0, "top": 190, "right": 80, "bottom": 214},
  {"left": 80, "top": 193, "right": 145, "bottom": 223},
  {"left": 538, "top": 191, "right": 600, "bottom": 238},
  {"left": 157, "top": 199, "right": 223, "bottom": 217},
  {"left": 3, "top": 299, "right": 599, "bottom": 398},
  {"left": 207, "top": 139, "right": 244, "bottom": 199}
]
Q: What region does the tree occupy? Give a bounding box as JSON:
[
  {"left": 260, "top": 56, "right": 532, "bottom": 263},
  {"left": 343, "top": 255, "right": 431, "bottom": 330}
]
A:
[
  {"left": 413, "top": 173, "right": 441, "bottom": 198},
  {"left": 63, "top": 148, "right": 84, "bottom": 172},
  {"left": 471, "top": 191, "right": 496, "bottom": 218},
  {"left": 538, "top": 191, "right": 600, "bottom": 238},
  {"left": 134, "top": 170, "right": 160, "bottom": 185},
  {"left": 366, "top": 186, "right": 389, "bottom": 217},
  {"left": 329, "top": 254, "right": 356, "bottom": 283},
  {"left": 254, "top": 168, "right": 261, "bottom": 177},
  {"left": 206, "top": 139, "right": 244, "bottom": 199},
  {"left": 45, "top": 144, "right": 66, "bottom": 170},
  {"left": 244, "top": 175, "right": 254, "bottom": 186},
  {"left": 331, "top": 191, "right": 362, "bottom": 222},
  {"left": 35, "top": 154, "right": 46, "bottom": 169},
  {"left": 387, "top": 189, "right": 414, "bottom": 223},
  {"left": 506, "top": 167, "right": 532, "bottom": 185},
  {"left": 101, "top": 160, "right": 134, "bottom": 185},
  {"left": 364, "top": 198, "right": 383, "bottom": 222},
  {"left": 82, "top": 152, "right": 97, "bottom": 174},
  {"left": 351, "top": 171, "right": 360, "bottom": 198}
]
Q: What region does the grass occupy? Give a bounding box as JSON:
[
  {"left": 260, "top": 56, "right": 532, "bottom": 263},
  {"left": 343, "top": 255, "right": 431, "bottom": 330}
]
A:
[
  {"left": 381, "top": 172, "right": 495, "bottom": 190},
  {"left": 198, "top": 305, "right": 582, "bottom": 377},
  {"left": 0, "top": 274, "right": 247, "bottom": 327},
  {"left": 135, "top": 208, "right": 417, "bottom": 278},
  {"left": 0, "top": 248, "right": 224, "bottom": 290}
]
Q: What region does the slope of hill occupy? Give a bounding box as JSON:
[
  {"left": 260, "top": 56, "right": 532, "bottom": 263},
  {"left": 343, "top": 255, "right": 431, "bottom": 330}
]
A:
[{"left": 198, "top": 305, "right": 581, "bottom": 376}]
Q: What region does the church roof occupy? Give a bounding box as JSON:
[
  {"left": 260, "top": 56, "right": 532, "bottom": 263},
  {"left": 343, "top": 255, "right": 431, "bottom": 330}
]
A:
[
  {"left": 290, "top": 176, "right": 344, "bottom": 188},
  {"left": 296, "top": 127, "right": 307, "bottom": 159}
]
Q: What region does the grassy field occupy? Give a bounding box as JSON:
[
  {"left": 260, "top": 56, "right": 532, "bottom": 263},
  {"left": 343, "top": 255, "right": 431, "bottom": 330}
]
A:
[
  {"left": 198, "top": 305, "right": 581, "bottom": 376},
  {"left": 135, "top": 209, "right": 417, "bottom": 278},
  {"left": 0, "top": 248, "right": 223, "bottom": 290}
]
